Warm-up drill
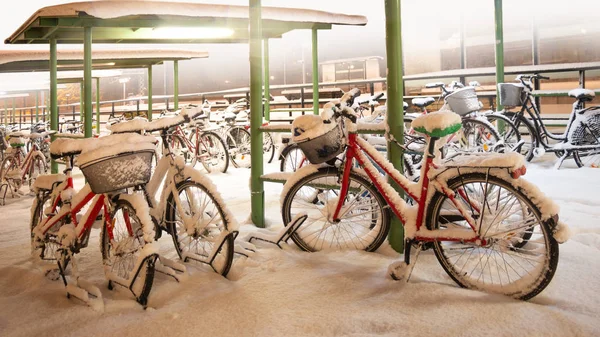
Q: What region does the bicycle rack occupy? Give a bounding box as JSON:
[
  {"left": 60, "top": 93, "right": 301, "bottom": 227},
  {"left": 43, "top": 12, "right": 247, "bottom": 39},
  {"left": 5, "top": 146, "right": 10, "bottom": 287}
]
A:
[{"left": 244, "top": 213, "right": 308, "bottom": 249}]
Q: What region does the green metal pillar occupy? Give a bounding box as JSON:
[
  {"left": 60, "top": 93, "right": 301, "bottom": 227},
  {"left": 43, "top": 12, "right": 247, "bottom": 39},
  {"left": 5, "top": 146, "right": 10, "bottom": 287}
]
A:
[
  {"left": 147, "top": 66, "right": 153, "bottom": 121},
  {"left": 249, "top": 0, "right": 265, "bottom": 228},
  {"left": 80, "top": 82, "right": 84, "bottom": 122},
  {"left": 311, "top": 28, "right": 319, "bottom": 115},
  {"left": 173, "top": 60, "right": 179, "bottom": 110},
  {"left": 35, "top": 91, "right": 39, "bottom": 122},
  {"left": 385, "top": 0, "right": 405, "bottom": 253},
  {"left": 83, "top": 26, "right": 92, "bottom": 138},
  {"left": 12, "top": 98, "right": 15, "bottom": 124},
  {"left": 263, "top": 39, "right": 270, "bottom": 121},
  {"left": 494, "top": 0, "right": 504, "bottom": 112},
  {"left": 96, "top": 77, "right": 100, "bottom": 132},
  {"left": 50, "top": 38, "right": 58, "bottom": 174}
]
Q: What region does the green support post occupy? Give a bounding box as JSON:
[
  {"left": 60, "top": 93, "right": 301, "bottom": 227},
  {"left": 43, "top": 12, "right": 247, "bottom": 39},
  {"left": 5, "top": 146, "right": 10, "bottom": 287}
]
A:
[
  {"left": 494, "top": 0, "right": 504, "bottom": 112},
  {"left": 83, "top": 26, "right": 92, "bottom": 138},
  {"left": 80, "top": 82, "right": 84, "bottom": 122},
  {"left": 173, "top": 60, "right": 179, "bottom": 110},
  {"left": 96, "top": 77, "right": 100, "bottom": 132},
  {"left": 147, "top": 66, "right": 153, "bottom": 121},
  {"left": 249, "top": 0, "right": 265, "bottom": 228},
  {"left": 311, "top": 28, "right": 319, "bottom": 115},
  {"left": 12, "top": 98, "right": 15, "bottom": 124},
  {"left": 263, "top": 39, "right": 270, "bottom": 121},
  {"left": 50, "top": 38, "right": 58, "bottom": 174},
  {"left": 4, "top": 100, "right": 6, "bottom": 127},
  {"left": 385, "top": 0, "right": 405, "bottom": 253},
  {"left": 35, "top": 91, "right": 39, "bottom": 122}
]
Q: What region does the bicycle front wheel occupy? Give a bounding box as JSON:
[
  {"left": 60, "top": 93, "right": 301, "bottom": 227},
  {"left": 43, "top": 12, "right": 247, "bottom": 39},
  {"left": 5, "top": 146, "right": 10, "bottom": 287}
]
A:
[
  {"left": 196, "top": 131, "right": 229, "bottom": 173},
  {"left": 166, "top": 180, "right": 234, "bottom": 276},
  {"left": 426, "top": 173, "right": 559, "bottom": 300},
  {"left": 484, "top": 113, "right": 522, "bottom": 153},
  {"left": 281, "top": 168, "right": 390, "bottom": 252},
  {"left": 30, "top": 193, "right": 63, "bottom": 261},
  {"left": 280, "top": 143, "right": 308, "bottom": 173},
  {"left": 101, "top": 198, "right": 155, "bottom": 306}
]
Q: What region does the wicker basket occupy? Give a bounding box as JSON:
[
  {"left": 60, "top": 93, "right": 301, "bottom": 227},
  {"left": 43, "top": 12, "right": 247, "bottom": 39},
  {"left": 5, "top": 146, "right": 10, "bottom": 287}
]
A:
[
  {"left": 498, "top": 83, "right": 525, "bottom": 107},
  {"left": 445, "top": 87, "right": 481, "bottom": 115},
  {"left": 79, "top": 149, "right": 154, "bottom": 194},
  {"left": 296, "top": 123, "right": 345, "bottom": 164}
]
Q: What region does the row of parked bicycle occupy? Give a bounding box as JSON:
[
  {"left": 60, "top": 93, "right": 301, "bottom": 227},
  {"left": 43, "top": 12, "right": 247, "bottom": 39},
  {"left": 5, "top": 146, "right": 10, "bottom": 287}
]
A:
[
  {"left": 1, "top": 73, "right": 584, "bottom": 309},
  {"left": 278, "top": 74, "right": 600, "bottom": 175}
]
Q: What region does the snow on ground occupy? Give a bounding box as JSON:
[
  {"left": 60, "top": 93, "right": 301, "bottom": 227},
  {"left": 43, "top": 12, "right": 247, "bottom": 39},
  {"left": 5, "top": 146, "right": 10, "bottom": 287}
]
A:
[{"left": 0, "top": 155, "right": 599, "bottom": 336}]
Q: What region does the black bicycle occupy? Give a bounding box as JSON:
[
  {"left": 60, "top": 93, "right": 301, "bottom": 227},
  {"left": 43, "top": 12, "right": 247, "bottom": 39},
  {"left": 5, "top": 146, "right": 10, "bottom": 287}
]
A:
[{"left": 498, "top": 73, "right": 600, "bottom": 168}]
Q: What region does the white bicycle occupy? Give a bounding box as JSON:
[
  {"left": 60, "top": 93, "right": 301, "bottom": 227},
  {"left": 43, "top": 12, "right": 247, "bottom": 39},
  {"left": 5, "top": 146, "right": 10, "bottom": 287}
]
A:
[{"left": 109, "top": 108, "right": 237, "bottom": 276}]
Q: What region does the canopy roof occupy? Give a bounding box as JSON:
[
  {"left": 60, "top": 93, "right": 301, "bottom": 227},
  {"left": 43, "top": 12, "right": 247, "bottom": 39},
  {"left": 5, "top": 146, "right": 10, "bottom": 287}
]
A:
[
  {"left": 0, "top": 48, "right": 208, "bottom": 72},
  {"left": 6, "top": 1, "right": 367, "bottom": 44}
]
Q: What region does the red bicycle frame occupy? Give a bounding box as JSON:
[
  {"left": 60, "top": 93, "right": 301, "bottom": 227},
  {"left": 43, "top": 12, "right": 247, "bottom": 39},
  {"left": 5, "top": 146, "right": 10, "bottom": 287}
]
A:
[
  {"left": 331, "top": 132, "right": 485, "bottom": 244},
  {"left": 37, "top": 175, "right": 133, "bottom": 246}
]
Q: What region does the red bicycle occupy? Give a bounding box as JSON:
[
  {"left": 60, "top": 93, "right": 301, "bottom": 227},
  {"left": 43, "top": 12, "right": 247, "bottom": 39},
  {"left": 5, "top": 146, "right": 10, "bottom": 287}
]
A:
[
  {"left": 282, "top": 89, "right": 565, "bottom": 300},
  {"left": 30, "top": 134, "right": 159, "bottom": 308}
]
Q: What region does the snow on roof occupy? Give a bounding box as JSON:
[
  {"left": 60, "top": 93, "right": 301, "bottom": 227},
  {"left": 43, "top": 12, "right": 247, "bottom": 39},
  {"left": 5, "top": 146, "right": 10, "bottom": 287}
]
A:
[
  {"left": 7, "top": 1, "right": 367, "bottom": 44},
  {"left": 0, "top": 49, "right": 208, "bottom": 66}
]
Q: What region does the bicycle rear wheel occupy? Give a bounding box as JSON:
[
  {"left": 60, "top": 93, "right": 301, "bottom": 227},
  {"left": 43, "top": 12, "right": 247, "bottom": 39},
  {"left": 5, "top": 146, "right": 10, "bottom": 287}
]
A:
[
  {"left": 570, "top": 115, "right": 600, "bottom": 167},
  {"left": 281, "top": 167, "right": 390, "bottom": 252},
  {"left": 426, "top": 173, "right": 559, "bottom": 300},
  {"left": 263, "top": 131, "right": 276, "bottom": 163},
  {"left": 167, "top": 180, "right": 234, "bottom": 276},
  {"left": 101, "top": 198, "right": 155, "bottom": 306},
  {"left": 226, "top": 127, "right": 252, "bottom": 168}
]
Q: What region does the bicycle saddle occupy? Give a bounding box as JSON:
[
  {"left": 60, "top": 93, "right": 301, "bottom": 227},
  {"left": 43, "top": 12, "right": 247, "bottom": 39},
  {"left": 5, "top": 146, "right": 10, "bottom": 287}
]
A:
[
  {"left": 412, "top": 97, "right": 435, "bottom": 108},
  {"left": 568, "top": 88, "right": 595, "bottom": 102}
]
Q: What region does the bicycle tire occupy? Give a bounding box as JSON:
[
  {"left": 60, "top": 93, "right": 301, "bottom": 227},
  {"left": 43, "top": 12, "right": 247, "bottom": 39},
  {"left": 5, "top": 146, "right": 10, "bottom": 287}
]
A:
[
  {"left": 502, "top": 112, "right": 537, "bottom": 161},
  {"left": 28, "top": 152, "right": 48, "bottom": 187},
  {"left": 281, "top": 167, "right": 390, "bottom": 252},
  {"left": 166, "top": 180, "right": 234, "bottom": 276},
  {"left": 263, "top": 131, "right": 276, "bottom": 164},
  {"left": 101, "top": 198, "right": 155, "bottom": 306},
  {"left": 226, "top": 127, "right": 252, "bottom": 168},
  {"left": 196, "top": 131, "right": 230, "bottom": 173},
  {"left": 279, "top": 143, "right": 308, "bottom": 173},
  {"left": 484, "top": 113, "right": 523, "bottom": 153},
  {"left": 445, "top": 117, "right": 501, "bottom": 155},
  {"left": 30, "top": 193, "right": 63, "bottom": 262},
  {"left": 0, "top": 155, "right": 21, "bottom": 189},
  {"left": 425, "top": 173, "right": 559, "bottom": 300}
]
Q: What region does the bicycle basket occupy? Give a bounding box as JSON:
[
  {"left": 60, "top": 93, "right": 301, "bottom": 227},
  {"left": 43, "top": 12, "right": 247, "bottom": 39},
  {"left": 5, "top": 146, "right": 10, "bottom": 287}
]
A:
[
  {"left": 79, "top": 149, "right": 154, "bottom": 194},
  {"left": 498, "top": 83, "right": 525, "bottom": 107},
  {"left": 295, "top": 122, "right": 345, "bottom": 164},
  {"left": 445, "top": 87, "right": 481, "bottom": 116}
]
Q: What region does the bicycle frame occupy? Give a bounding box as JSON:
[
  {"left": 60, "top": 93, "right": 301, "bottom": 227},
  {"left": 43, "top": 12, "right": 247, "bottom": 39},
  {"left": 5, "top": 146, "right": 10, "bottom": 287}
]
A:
[
  {"left": 332, "top": 132, "right": 485, "bottom": 244},
  {"left": 35, "top": 171, "right": 117, "bottom": 249},
  {"left": 518, "top": 93, "right": 568, "bottom": 146},
  {"left": 5, "top": 142, "right": 43, "bottom": 182}
]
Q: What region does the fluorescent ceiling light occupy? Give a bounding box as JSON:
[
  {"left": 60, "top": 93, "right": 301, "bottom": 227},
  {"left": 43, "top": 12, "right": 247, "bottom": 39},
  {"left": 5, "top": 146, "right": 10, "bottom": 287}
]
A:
[
  {"left": 152, "top": 27, "right": 234, "bottom": 39},
  {"left": 57, "top": 62, "right": 116, "bottom": 68}
]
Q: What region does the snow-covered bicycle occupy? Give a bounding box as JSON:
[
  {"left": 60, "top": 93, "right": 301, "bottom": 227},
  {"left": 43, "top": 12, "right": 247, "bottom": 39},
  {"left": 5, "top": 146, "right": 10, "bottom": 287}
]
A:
[
  {"left": 30, "top": 133, "right": 160, "bottom": 308},
  {"left": 110, "top": 108, "right": 237, "bottom": 276},
  {"left": 281, "top": 88, "right": 568, "bottom": 300}
]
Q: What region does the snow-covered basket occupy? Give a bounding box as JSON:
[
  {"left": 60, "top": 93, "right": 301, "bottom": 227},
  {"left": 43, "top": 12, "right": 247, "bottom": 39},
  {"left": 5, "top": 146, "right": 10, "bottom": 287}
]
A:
[
  {"left": 292, "top": 115, "right": 345, "bottom": 164},
  {"left": 498, "top": 83, "right": 525, "bottom": 107},
  {"left": 78, "top": 145, "right": 155, "bottom": 194},
  {"left": 445, "top": 86, "right": 480, "bottom": 115}
]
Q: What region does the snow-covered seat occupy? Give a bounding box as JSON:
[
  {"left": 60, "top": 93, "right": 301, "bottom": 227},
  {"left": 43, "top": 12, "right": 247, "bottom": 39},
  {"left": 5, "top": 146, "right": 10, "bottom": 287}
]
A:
[
  {"left": 108, "top": 118, "right": 148, "bottom": 134},
  {"left": 144, "top": 114, "right": 186, "bottom": 133},
  {"left": 412, "top": 97, "right": 435, "bottom": 108},
  {"left": 32, "top": 174, "right": 66, "bottom": 192},
  {"left": 568, "top": 88, "right": 595, "bottom": 102},
  {"left": 411, "top": 110, "right": 462, "bottom": 138}
]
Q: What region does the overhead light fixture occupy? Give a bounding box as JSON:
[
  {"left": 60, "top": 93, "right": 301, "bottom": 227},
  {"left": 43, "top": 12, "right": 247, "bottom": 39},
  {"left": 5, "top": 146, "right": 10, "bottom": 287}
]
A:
[
  {"left": 57, "top": 62, "right": 116, "bottom": 68},
  {"left": 153, "top": 27, "right": 234, "bottom": 39}
]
